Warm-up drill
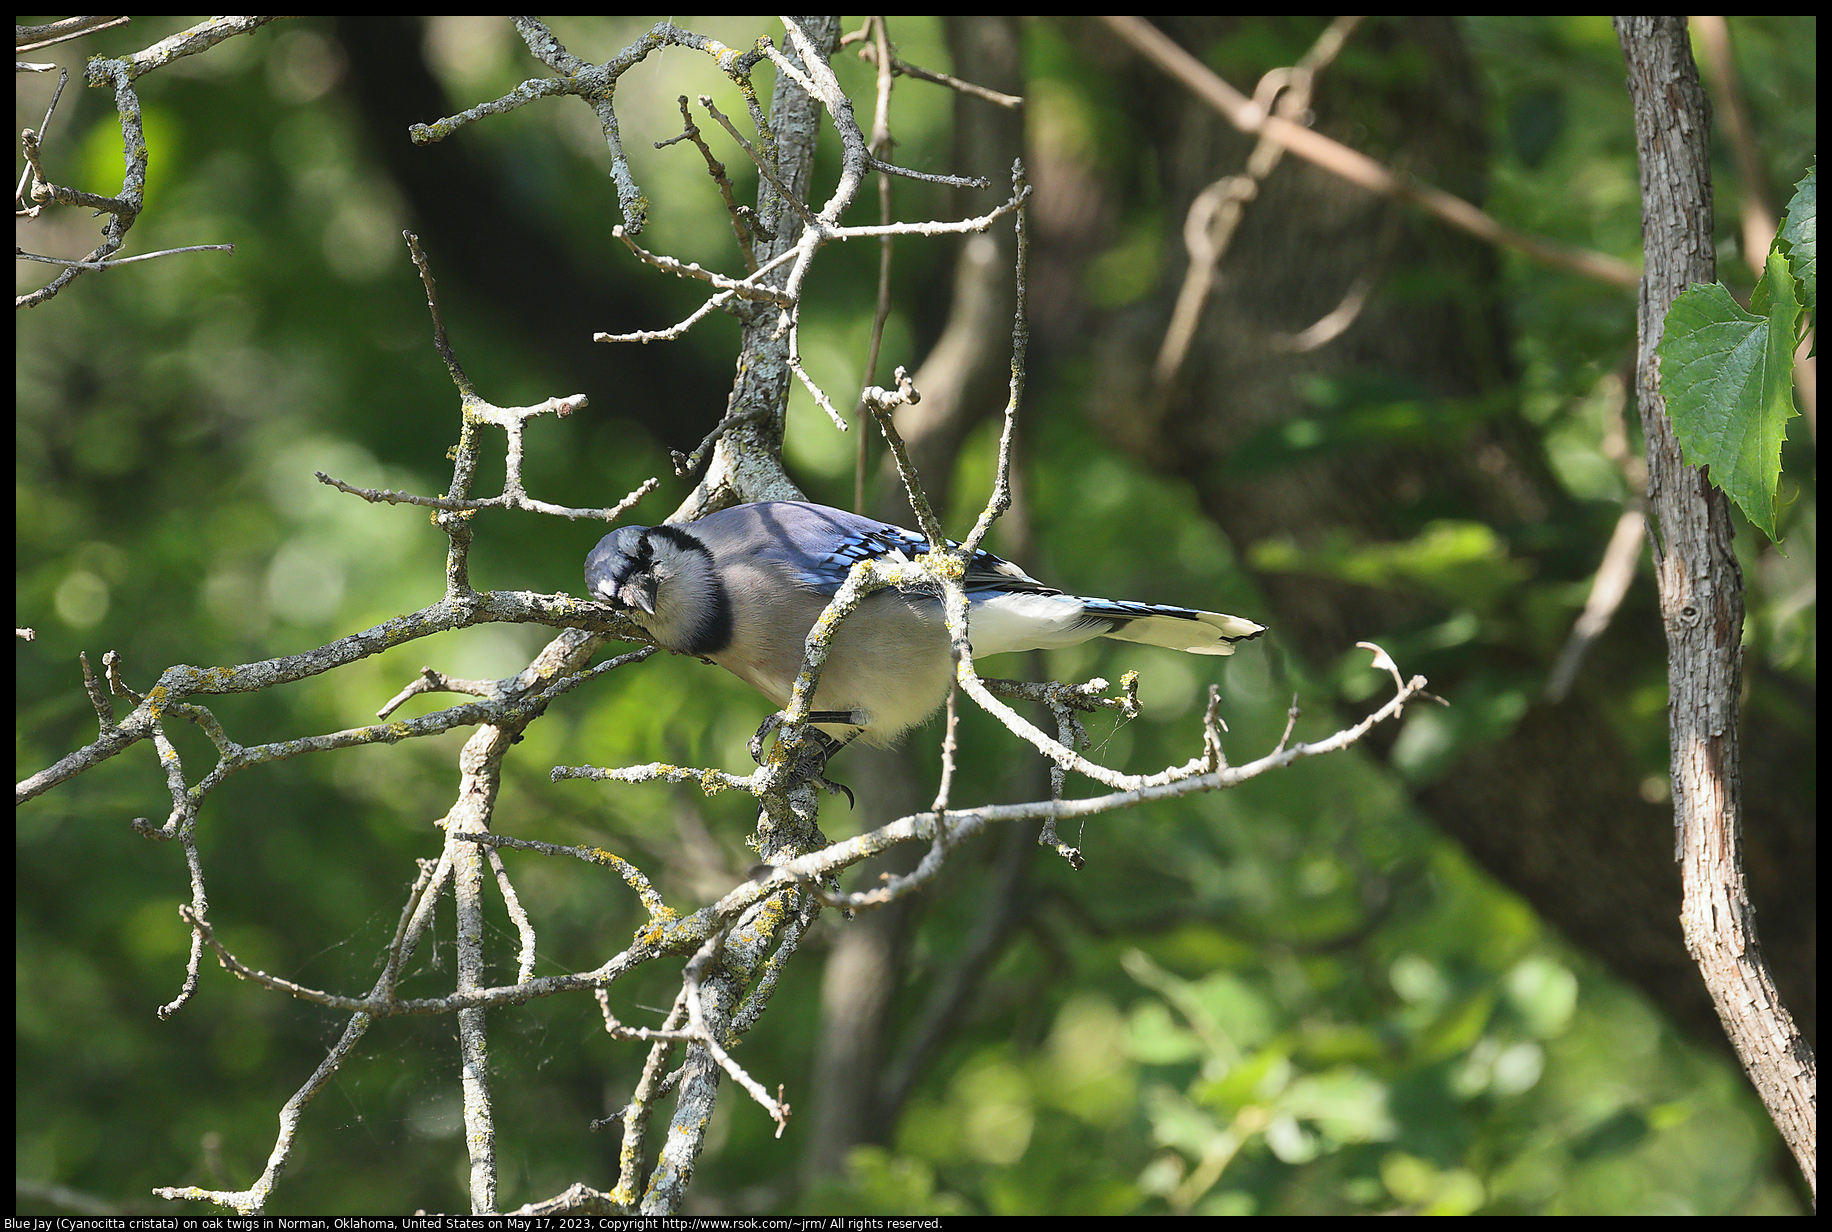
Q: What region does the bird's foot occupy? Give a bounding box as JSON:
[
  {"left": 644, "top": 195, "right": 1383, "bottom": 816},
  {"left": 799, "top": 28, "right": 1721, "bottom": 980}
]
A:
[{"left": 749, "top": 712, "right": 859, "bottom": 808}]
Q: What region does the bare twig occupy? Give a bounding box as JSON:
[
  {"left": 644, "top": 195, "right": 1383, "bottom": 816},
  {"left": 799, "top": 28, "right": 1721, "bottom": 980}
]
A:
[
  {"left": 1154, "top": 16, "right": 1364, "bottom": 385},
  {"left": 17, "top": 16, "right": 271, "bottom": 308},
  {"left": 14, "top": 243, "right": 233, "bottom": 269},
  {"left": 1102, "top": 15, "right": 1639, "bottom": 289},
  {"left": 848, "top": 33, "right": 1025, "bottom": 109},
  {"left": 699, "top": 94, "right": 823, "bottom": 232},
  {"left": 15, "top": 69, "right": 69, "bottom": 214},
  {"left": 682, "top": 930, "right": 791, "bottom": 1135},
  {"left": 16, "top": 15, "right": 132, "bottom": 54},
  {"left": 852, "top": 15, "right": 901, "bottom": 509},
  {"left": 658, "top": 92, "right": 761, "bottom": 267}
]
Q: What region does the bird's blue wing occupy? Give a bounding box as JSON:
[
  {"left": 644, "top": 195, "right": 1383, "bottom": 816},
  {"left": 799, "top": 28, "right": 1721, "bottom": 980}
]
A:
[{"left": 779, "top": 505, "right": 1058, "bottom": 597}]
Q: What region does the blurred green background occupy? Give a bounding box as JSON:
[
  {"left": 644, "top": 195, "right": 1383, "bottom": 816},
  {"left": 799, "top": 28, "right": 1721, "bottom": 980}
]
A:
[{"left": 16, "top": 16, "right": 1813, "bottom": 1216}]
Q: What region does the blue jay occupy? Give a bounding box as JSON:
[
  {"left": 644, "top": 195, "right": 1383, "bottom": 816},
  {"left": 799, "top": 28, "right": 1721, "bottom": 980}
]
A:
[{"left": 585, "top": 501, "right": 1265, "bottom": 748}]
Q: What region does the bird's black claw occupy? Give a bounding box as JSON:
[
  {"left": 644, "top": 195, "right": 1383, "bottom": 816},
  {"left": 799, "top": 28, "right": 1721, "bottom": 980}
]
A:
[
  {"left": 749, "top": 712, "right": 786, "bottom": 765},
  {"left": 818, "top": 775, "right": 856, "bottom": 809}
]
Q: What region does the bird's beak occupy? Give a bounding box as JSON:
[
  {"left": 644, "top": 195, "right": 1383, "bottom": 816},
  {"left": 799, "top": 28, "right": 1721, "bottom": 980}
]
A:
[{"left": 620, "top": 576, "right": 657, "bottom": 616}]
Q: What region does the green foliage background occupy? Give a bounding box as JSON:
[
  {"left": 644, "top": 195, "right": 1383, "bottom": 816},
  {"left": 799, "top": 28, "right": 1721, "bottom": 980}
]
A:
[{"left": 16, "top": 16, "right": 1813, "bottom": 1216}]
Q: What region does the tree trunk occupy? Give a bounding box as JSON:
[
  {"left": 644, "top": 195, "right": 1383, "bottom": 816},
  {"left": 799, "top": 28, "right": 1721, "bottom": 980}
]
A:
[{"left": 1080, "top": 14, "right": 1813, "bottom": 1057}]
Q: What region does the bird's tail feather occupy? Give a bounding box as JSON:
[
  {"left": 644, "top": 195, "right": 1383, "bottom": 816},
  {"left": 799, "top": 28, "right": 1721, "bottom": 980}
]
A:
[{"left": 1099, "top": 608, "right": 1266, "bottom": 655}]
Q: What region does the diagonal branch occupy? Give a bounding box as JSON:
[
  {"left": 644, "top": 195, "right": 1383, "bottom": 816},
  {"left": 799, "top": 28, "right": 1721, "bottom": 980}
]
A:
[{"left": 1102, "top": 15, "right": 1638, "bottom": 289}]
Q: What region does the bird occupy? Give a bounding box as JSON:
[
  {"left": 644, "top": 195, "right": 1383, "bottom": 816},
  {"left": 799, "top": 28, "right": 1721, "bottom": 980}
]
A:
[{"left": 584, "top": 500, "right": 1265, "bottom": 750}]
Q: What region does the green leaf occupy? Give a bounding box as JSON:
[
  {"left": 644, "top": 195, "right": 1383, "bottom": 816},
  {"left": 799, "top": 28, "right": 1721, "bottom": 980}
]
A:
[
  {"left": 1657, "top": 252, "right": 1801, "bottom": 541},
  {"left": 1776, "top": 166, "right": 1815, "bottom": 327}
]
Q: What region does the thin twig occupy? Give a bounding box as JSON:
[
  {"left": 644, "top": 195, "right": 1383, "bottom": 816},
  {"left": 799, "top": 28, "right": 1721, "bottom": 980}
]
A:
[
  {"left": 700, "top": 94, "right": 823, "bottom": 233},
  {"left": 15, "top": 15, "right": 132, "bottom": 53},
  {"left": 15, "top": 243, "right": 233, "bottom": 269},
  {"left": 682, "top": 929, "right": 791, "bottom": 1135},
  {"left": 1102, "top": 15, "right": 1639, "bottom": 289},
  {"left": 14, "top": 69, "right": 69, "bottom": 213},
  {"left": 850, "top": 38, "right": 1025, "bottom": 109}
]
